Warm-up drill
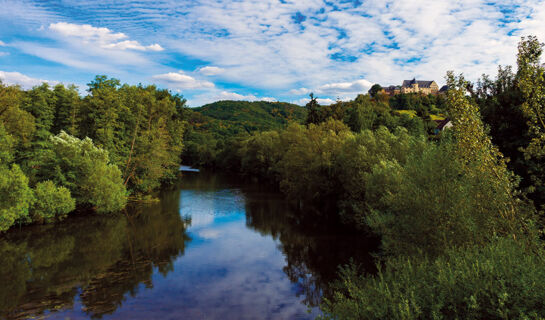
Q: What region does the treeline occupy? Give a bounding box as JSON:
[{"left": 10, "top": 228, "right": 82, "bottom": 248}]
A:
[
  {"left": 183, "top": 92, "right": 449, "bottom": 173},
  {"left": 195, "top": 37, "right": 545, "bottom": 319},
  {"left": 0, "top": 76, "right": 186, "bottom": 232}
]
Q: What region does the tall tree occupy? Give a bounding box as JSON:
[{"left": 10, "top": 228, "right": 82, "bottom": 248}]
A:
[
  {"left": 517, "top": 36, "right": 545, "bottom": 207},
  {"left": 52, "top": 84, "right": 80, "bottom": 135},
  {"left": 446, "top": 71, "right": 523, "bottom": 231},
  {"left": 305, "top": 93, "right": 321, "bottom": 125}
]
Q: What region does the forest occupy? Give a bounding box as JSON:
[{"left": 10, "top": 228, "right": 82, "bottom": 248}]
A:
[{"left": 1, "top": 36, "right": 545, "bottom": 319}]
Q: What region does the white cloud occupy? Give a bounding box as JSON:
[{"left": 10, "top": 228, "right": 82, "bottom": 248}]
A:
[
  {"left": 293, "top": 97, "right": 336, "bottom": 106},
  {"left": 153, "top": 0, "right": 545, "bottom": 95},
  {"left": 0, "top": 70, "right": 57, "bottom": 88},
  {"left": 49, "top": 22, "right": 164, "bottom": 52},
  {"left": 103, "top": 40, "right": 164, "bottom": 51},
  {"left": 317, "top": 79, "right": 373, "bottom": 94},
  {"left": 217, "top": 91, "right": 259, "bottom": 101},
  {"left": 317, "top": 98, "right": 336, "bottom": 105},
  {"left": 0, "top": 52, "right": 8, "bottom": 57},
  {"left": 290, "top": 78, "right": 372, "bottom": 102},
  {"left": 198, "top": 66, "right": 225, "bottom": 76},
  {"left": 152, "top": 71, "right": 214, "bottom": 89},
  {"left": 0, "top": 40, "right": 5, "bottom": 46}
]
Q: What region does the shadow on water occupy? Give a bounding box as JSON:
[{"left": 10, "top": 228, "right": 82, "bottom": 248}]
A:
[{"left": 0, "top": 172, "right": 378, "bottom": 319}]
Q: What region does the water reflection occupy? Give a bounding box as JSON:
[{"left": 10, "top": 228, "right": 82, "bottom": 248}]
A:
[
  {"left": 244, "top": 189, "right": 378, "bottom": 308},
  {"left": 0, "top": 173, "right": 376, "bottom": 319},
  {"left": 0, "top": 188, "right": 189, "bottom": 319}
]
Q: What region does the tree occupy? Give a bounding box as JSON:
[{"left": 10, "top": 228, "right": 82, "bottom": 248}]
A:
[
  {"left": 52, "top": 84, "right": 80, "bottom": 135},
  {"left": 445, "top": 71, "right": 523, "bottom": 229},
  {"left": 320, "top": 238, "right": 545, "bottom": 320},
  {"left": 0, "top": 122, "right": 34, "bottom": 231},
  {"left": 0, "top": 164, "right": 34, "bottom": 231},
  {"left": 47, "top": 131, "right": 127, "bottom": 213},
  {"left": 275, "top": 119, "right": 353, "bottom": 203},
  {"left": 305, "top": 93, "right": 321, "bottom": 125},
  {"left": 346, "top": 95, "right": 376, "bottom": 132},
  {"left": 517, "top": 36, "right": 545, "bottom": 207},
  {"left": 0, "top": 81, "right": 35, "bottom": 146},
  {"left": 368, "top": 84, "right": 383, "bottom": 98}
]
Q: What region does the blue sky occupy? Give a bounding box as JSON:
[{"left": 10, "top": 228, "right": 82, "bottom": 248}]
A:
[{"left": 0, "top": 0, "right": 544, "bottom": 107}]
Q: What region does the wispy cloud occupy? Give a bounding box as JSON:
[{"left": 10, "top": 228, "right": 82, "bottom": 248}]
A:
[
  {"left": 49, "top": 22, "right": 164, "bottom": 51},
  {"left": 9, "top": 21, "right": 164, "bottom": 76}
]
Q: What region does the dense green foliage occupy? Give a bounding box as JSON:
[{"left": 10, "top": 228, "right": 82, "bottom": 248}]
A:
[
  {"left": 0, "top": 76, "right": 186, "bottom": 231},
  {"left": 182, "top": 92, "right": 445, "bottom": 169},
  {"left": 47, "top": 132, "right": 127, "bottom": 213},
  {"left": 320, "top": 238, "right": 545, "bottom": 320},
  {"left": 0, "top": 164, "right": 34, "bottom": 232},
  {"left": 31, "top": 181, "right": 75, "bottom": 223},
  {"left": 365, "top": 139, "right": 531, "bottom": 257},
  {"left": 319, "top": 38, "right": 544, "bottom": 319},
  {"left": 475, "top": 36, "right": 545, "bottom": 209}
]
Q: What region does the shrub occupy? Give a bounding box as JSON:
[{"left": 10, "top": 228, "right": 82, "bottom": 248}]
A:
[
  {"left": 48, "top": 131, "right": 127, "bottom": 213},
  {"left": 365, "top": 140, "right": 533, "bottom": 257},
  {"left": 31, "top": 181, "right": 75, "bottom": 223},
  {"left": 0, "top": 164, "right": 34, "bottom": 231},
  {"left": 320, "top": 238, "right": 545, "bottom": 320}
]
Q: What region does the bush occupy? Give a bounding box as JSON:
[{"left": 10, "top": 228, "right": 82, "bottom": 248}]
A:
[
  {"left": 0, "top": 164, "right": 34, "bottom": 231},
  {"left": 31, "top": 181, "right": 75, "bottom": 223},
  {"left": 335, "top": 126, "right": 425, "bottom": 228},
  {"left": 320, "top": 238, "right": 545, "bottom": 320},
  {"left": 365, "top": 140, "right": 533, "bottom": 257},
  {"left": 48, "top": 131, "right": 127, "bottom": 213},
  {"left": 275, "top": 119, "right": 353, "bottom": 202}
]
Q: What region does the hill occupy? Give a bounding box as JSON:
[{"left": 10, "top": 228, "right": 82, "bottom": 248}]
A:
[
  {"left": 182, "top": 100, "right": 307, "bottom": 167},
  {"left": 194, "top": 100, "right": 306, "bottom": 132}
]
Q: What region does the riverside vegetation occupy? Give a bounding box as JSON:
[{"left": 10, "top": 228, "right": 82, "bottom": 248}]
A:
[
  {"left": 2, "top": 36, "right": 545, "bottom": 319},
  {"left": 0, "top": 76, "right": 185, "bottom": 231},
  {"left": 183, "top": 36, "right": 545, "bottom": 319}
]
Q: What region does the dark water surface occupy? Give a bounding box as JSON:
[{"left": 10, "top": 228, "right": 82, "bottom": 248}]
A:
[{"left": 0, "top": 173, "right": 375, "bottom": 320}]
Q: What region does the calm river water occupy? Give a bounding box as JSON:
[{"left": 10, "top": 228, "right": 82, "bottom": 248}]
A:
[{"left": 0, "top": 172, "right": 375, "bottom": 320}]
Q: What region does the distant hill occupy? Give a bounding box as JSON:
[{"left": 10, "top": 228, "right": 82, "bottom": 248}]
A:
[
  {"left": 182, "top": 100, "right": 307, "bottom": 167},
  {"left": 186, "top": 100, "right": 307, "bottom": 137},
  {"left": 195, "top": 100, "right": 306, "bottom": 130}
]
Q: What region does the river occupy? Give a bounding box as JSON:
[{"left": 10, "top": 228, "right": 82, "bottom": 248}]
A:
[{"left": 0, "top": 172, "right": 375, "bottom": 320}]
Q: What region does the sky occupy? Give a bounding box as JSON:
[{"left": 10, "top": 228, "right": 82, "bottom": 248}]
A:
[{"left": 0, "top": 0, "right": 544, "bottom": 107}]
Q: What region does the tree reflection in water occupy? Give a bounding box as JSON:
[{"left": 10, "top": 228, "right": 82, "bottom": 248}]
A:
[
  {"left": 243, "top": 187, "right": 378, "bottom": 308},
  {"left": 0, "top": 187, "right": 190, "bottom": 319}
]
